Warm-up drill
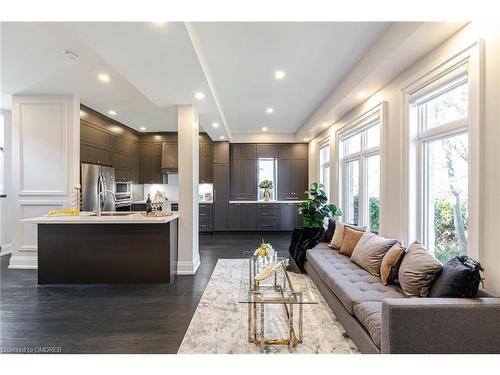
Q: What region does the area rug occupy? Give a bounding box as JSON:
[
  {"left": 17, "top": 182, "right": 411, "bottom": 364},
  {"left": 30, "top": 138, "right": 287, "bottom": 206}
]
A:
[{"left": 178, "top": 259, "right": 359, "bottom": 354}]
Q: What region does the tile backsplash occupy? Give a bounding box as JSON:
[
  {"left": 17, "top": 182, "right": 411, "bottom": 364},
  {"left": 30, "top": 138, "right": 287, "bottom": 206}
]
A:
[{"left": 143, "top": 174, "right": 179, "bottom": 202}]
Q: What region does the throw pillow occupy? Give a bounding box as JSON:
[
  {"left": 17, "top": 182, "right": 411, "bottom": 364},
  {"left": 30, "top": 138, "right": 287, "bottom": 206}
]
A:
[
  {"left": 329, "top": 222, "right": 344, "bottom": 250},
  {"left": 428, "top": 256, "right": 484, "bottom": 298},
  {"left": 398, "top": 241, "right": 443, "bottom": 297},
  {"left": 322, "top": 218, "right": 336, "bottom": 243},
  {"left": 350, "top": 232, "right": 398, "bottom": 276},
  {"left": 380, "top": 242, "right": 406, "bottom": 285},
  {"left": 339, "top": 226, "right": 365, "bottom": 256}
]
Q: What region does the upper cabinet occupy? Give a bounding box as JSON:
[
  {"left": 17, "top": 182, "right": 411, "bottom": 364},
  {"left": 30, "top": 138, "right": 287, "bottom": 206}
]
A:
[
  {"left": 213, "top": 142, "right": 230, "bottom": 164},
  {"left": 161, "top": 142, "right": 178, "bottom": 171},
  {"left": 230, "top": 144, "right": 257, "bottom": 200},
  {"left": 278, "top": 143, "right": 308, "bottom": 200},
  {"left": 199, "top": 134, "right": 213, "bottom": 183},
  {"left": 80, "top": 106, "right": 139, "bottom": 182}
]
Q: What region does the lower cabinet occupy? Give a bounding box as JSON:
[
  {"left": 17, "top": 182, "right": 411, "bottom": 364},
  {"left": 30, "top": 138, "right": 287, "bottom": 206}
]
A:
[
  {"left": 199, "top": 204, "right": 213, "bottom": 232},
  {"left": 280, "top": 203, "right": 303, "bottom": 231}
]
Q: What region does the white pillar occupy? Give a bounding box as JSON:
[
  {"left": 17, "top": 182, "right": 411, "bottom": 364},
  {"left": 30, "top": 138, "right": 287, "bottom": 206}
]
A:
[
  {"left": 9, "top": 94, "right": 79, "bottom": 269},
  {"left": 177, "top": 105, "right": 200, "bottom": 275}
]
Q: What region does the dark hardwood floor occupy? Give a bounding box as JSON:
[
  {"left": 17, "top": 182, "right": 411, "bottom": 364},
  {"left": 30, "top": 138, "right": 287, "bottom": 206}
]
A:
[{"left": 0, "top": 232, "right": 292, "bottom": 354}]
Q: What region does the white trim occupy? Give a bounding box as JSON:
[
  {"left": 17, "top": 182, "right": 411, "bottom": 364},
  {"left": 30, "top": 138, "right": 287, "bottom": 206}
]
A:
[
  {"left": 8, "top": 254, "right": 37, "bottom": 269},
  {"left": 176, "top": 259, "right": 201, "bottom": 275},
  {"left": 400, "top": 40, "right": 483, "bottom": 260},
  {"left": 0, "top": 243, "right": 12, "bottom": 257},
  {"left": 334, "top": 102, "right": 387, "bottom": 233}
]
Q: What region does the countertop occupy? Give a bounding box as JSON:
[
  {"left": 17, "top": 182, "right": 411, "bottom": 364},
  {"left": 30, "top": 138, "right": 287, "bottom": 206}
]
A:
[
  {"left": 228, "top": 200, "right": 305, "bottom": 204},
  {"left": 132, "top": 200, "right": 213, "bottom": 204},
  {"left": 23, "top": 212, "right": 180, "bottom": 224}
]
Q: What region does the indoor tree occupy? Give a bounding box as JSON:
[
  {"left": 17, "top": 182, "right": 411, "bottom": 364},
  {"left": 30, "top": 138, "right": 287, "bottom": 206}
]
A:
[{"left": 298, "top": 182, "right": 342, "bottom": 228}]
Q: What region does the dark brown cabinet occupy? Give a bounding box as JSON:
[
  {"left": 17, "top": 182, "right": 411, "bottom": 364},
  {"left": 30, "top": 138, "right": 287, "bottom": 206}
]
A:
[
  {"left": 228, "top": 203, "right": 243, "bottom": 231},
  {"left": 277, "top": 143, "right": 308, "bottom": 200},
  {"left": 213, "top": 142, "right": 230, "bottom": 164},
  {"left": 257, "top": 144, "right": 279, "bottom": 158},
  {"left": 80, "top": 107, "right": 139, "bottom": 182},
  {"left": 280, "top": 203, "right": 303, "bottom": 231},
  {"left": 199, "top": 203, "right": 213, "bottom": 232},
  {"left": 139, "top": 142, "right": 163, "bottom": 184},
  {"left": 199, "top": 139, "right": 213, "bottom": 183},
  {"left": 161, "top": 142, "right": 178, "bottom": 171},
  {"left": 230, "top": 144, "right": 257, "bottom": 200},
  {"left": 214, "top": 163, "right": 230, "bottom": 231}
]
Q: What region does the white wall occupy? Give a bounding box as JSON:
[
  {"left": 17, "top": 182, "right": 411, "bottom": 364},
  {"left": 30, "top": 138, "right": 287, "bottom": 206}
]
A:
[
  {"left": 0, "top": 110, "right": 12, "bottom": 256},
  {"left": 311, "top": 23, "right": 500, "bottom": 294},
  {"left": 9, "top": 95, "right": 79, "bottom": 269}
]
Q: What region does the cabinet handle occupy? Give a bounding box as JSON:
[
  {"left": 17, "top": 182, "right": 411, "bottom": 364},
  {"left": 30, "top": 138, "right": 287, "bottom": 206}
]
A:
[{"left": 200, "top": 213, "right": 207, "bottom": 216}]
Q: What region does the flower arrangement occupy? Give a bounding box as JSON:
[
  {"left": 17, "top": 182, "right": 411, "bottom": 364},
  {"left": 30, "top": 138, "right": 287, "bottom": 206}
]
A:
[
  {"left": 258, "top": 180, "right": 273, "bottom": 190},
  {"left": 254, "top": 239, "right": 274, "bottom": 257}
]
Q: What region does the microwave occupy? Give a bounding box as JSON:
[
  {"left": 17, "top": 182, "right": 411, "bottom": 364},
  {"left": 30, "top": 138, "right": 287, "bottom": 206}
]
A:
[{"left": 115, "top": 181, "right": 132, "bottom": 197}]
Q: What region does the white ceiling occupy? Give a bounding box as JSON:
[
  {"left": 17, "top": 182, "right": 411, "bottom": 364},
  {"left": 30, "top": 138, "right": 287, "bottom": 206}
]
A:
[
  {"left": 190, "top": 22, "right": 390, "bottom": 134},
  {"left": 1, "top": 22, "right": 462, "bottom": 141}
]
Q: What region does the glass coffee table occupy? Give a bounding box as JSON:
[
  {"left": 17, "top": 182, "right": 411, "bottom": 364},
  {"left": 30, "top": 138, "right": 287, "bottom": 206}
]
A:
[{"left": 239, "top": 251, "right": 318, "bottom": 352}]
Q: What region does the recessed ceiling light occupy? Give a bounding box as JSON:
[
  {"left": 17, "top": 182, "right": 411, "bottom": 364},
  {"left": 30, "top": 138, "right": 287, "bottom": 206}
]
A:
[
  {"left": 357, "top": 91, "right": 367, "bottom": 99},
  {"left": 220, "top": 136, "right": 225, "bottom": 140},
  {"left": 322, "top": 122, "right": 329, "bottom": 128},
  {"left": 151, "top": 21, "right": 168, "bottom": 27},
  {"left": 274, "top": 70, "right": 285, "bottom": 80},
  {"left": 212, "top": 122, "right": 219, "bottom": 128},
  {"left": 108, "top": 110, "right": 116, "bottom": 116},
  {"left": 98, "top": 73, "right": 110, "bottom": 83},
  {"left": 62, "top": 50, "right": 79, "bottom": 61},
  {"left": 79, "top": 110, "right": 86, "bottom": 118},
  {"left": 304, "top": 137, "right": 309, "bottom": 141},
  {"left": 262, "top": 127, "right": 268, "bottom": 132},
  {"left": 266, "top": 107, "right": 274, "bottom": 114},
  {"left": 195, "top": 92, "right": 205, "bottom": 100},
  {"left": 139, "top": 126, "right": 146, "bottom": 131}
]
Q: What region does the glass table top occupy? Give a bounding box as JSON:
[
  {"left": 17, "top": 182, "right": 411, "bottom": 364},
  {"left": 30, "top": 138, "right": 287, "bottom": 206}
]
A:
[{"left": 238, "top": 251, "right": 318, "bottom": 304}]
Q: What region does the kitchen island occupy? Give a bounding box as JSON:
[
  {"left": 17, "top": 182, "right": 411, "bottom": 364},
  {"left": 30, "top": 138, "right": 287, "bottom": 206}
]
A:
[{"left": 24, "top": 212, "right": 179, "bottom": 284}]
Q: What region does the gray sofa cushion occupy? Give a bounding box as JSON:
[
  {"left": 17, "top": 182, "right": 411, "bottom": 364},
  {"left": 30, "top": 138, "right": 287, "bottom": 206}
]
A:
[
  {"left": 306, "top": 246, "right": 404, "bottom": 314},
  {"left": 353, "top": 302, "right": 382, "bottom": 348}
]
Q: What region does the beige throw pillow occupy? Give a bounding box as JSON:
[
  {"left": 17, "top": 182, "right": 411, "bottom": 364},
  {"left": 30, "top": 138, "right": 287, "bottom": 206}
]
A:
[
  {"left": 339, "top": 226, "right": 365, "bottom": 256},
  {"left": 350, "top": 232, "right": 398, "bottom": 276},
  {"left": 398, "top": 241, "right": 443, "bottom": 297},
  {"left": 329, "top": 222, "right": 345, "bottom": 250},
  {"left": 380, "top": 242, "right": 406, "bottom": 285}
]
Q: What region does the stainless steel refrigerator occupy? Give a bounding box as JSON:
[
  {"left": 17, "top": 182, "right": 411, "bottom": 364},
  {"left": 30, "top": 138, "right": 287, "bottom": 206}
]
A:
[{"left": 81, "top": 163, "right": 116, "bottom": 212}]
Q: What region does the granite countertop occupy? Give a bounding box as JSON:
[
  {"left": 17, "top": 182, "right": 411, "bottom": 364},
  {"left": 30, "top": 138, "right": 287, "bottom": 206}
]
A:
[{"left": 23, "top": 212, "right": 180, "bottom": 224}]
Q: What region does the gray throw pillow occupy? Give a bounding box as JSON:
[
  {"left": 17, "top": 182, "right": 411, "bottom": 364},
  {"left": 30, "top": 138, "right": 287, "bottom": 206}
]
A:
[
  {"left": 398, "top": 241, "right": 443, "bottom": 297},
  {"left": 350, "top": 232, "right": 397, "bottom": 276}
]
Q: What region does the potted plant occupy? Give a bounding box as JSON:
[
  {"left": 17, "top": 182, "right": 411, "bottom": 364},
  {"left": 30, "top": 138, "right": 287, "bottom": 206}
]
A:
[
  {"left": 258, "top": 180, "right": 273, "bottom": 202},
  {"left": 298, "top": 182, "right": 342, "bottom": 227},
  {"left": 290, "top": 183, "right": 342, "bottom": 272}
]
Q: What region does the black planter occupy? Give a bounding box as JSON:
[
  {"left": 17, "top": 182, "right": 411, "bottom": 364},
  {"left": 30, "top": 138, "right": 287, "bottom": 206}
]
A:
[{"left": 288, "top": 227, "right": 325, "bottom": 273}]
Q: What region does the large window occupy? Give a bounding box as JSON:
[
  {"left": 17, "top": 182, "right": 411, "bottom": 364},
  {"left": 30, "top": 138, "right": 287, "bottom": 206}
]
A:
[
  {"left": 257, "top": 157, "right": 277, "bottom": 201},
  {"left": 411, "top": 73, "right": 469, "bottom": 263},
  {"left": 340, "top": 120, "right": 380, "bottom": 232},
  {"left": 319, "top": 142, "right": 330, "bottom": 201}
]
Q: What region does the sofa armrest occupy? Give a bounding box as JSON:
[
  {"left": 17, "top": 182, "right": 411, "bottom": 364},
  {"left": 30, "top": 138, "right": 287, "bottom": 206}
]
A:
[{"left": 381, "top": 298, "right": 500, "bottom": 354}]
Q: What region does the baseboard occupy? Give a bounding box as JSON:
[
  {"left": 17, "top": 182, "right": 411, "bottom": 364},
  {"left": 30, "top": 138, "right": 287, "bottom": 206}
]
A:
[
  {"left": 8, "top": 254, "right": 37, "bottom": 269},
  {"left": 176, "top": 258, "right": 201, "bottom": 275},
  {"left": 0, "top": 243, "right": 12, "bottom": 257}
]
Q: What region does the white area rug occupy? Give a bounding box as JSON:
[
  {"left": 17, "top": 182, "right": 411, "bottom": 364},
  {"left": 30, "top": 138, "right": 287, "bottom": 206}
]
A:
[{"left": 178, "top": 259, "right": 359, "bottom": 354}]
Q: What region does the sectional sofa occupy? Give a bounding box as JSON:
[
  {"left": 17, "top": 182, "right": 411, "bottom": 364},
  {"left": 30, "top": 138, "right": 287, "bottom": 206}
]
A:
[{"left": 304, "top": 242, "right": 500, "bottom": 354}]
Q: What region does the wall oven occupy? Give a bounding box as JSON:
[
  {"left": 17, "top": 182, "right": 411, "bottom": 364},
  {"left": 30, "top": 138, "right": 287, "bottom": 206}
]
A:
[{"left": 115, "top": 181, "right": 133, "bottom": 210}]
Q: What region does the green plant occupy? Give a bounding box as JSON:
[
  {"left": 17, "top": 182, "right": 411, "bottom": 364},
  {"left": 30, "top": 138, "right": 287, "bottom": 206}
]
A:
[
  {"left": 298, "top": 182, "right": 342, "bottom": 228},
  {"left": 258, "top": 180, "right": 273, "bottom": 190}
]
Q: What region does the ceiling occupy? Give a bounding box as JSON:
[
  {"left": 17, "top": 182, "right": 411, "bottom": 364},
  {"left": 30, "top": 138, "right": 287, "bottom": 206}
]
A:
[{"left": 1, "top": 22, "right": 462, "bottom": 141}]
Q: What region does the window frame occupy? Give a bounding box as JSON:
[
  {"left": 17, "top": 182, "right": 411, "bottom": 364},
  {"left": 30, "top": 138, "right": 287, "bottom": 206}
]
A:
[
  {"left": 335, "top": 103, "right": 387, "bottom": 232},
  {"left": 257, "top": 157, "right": 277, "bottom": 201},
  {"left": 319, "top": 139, "right": 330, "bottom": 201},
  {"left": 401, "top": 41, "right": 483, "bottom": 260}
]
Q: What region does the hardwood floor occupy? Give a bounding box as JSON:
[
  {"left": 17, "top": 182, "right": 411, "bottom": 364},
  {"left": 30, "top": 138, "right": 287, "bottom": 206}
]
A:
[{"left": 0, "top": 232, "right": 292, "bottom": 354}]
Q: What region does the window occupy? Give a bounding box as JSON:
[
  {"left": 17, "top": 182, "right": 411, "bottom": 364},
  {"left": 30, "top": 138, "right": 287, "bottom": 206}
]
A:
[
  {"left": 411, "top": 73, "right": 469, "bottom": 263},
  {"left": 340, "top": 120, "right": 380, "bottom": 231},
  {"left": 319, "top": 142, "right": 330, "bottom": 201},
  {"left": 257, "top": 157, "right": 277, "bottom": 201}
]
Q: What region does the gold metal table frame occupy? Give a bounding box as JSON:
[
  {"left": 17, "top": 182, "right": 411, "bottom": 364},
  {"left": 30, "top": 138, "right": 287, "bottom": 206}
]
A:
[{"left": 240, "top": 254, "right": 316, "bottom": 353}]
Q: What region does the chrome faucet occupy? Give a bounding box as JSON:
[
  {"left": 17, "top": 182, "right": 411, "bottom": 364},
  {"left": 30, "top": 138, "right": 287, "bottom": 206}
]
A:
[
  {"left": 96, "top": 174, "right": 116, "bottom": 217},
  {"left": 97, "top": 189, "right": 116, "bottom": 217}
]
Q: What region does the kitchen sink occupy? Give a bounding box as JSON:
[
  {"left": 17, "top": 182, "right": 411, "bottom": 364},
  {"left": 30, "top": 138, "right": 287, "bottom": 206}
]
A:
[{"left": 99, "top": 212, "right": 135, "bottom": 216}]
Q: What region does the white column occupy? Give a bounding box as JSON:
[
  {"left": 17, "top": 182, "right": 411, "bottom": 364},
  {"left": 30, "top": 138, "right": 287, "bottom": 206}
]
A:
[
  {"left": 9, "top": 95, "right": 79, "bottom": 269},
  {"left": 177, "top": 105, "right": 200, "bottom": 275}
]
